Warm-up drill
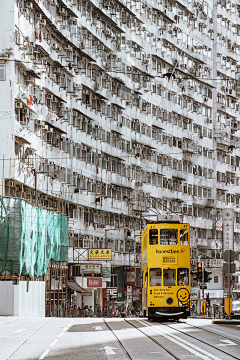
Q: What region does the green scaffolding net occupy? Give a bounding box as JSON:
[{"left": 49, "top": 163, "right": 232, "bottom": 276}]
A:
[{"left": 0, "top": 197, "right": 68, "bottom": 278}]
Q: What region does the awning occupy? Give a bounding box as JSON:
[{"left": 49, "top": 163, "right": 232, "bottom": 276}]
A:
[{"left": 67, "top": 281, "right": 88, "bottom": 294}]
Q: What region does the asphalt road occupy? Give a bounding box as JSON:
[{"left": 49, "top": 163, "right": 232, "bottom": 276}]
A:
[{"left": 1, "top": 317, "right": 240, "bottom": 360}]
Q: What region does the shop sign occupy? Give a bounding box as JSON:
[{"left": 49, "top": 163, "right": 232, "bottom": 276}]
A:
[
  {"left": 126, "top": 269, "right": 136, "bottom": 285},
  {"left": 103, "top": 264, "right": 111, "bottom": 281},
  {"left": 107, "top": 288, "right": 117, "bottom": 298},
  {"left": 133, "top": 288, "right": 140, "bottom": 301},
  {"left": 87, "top": 278, "right": 103, "bottom": 288},
  {"left": 222, "top": 208, "right": 234, "bottom": 251},
  {"left": 83, "top": 292, "right": 92, "bottom": 296},
  {"left": 209, "top": 259, "right": 224, "bottom": 268},
  {"left": 89, "top": 249, "right": 111, "bottom": 260},
  {"left": 80, "top": 265, "right": 101, "bottom": 274}
]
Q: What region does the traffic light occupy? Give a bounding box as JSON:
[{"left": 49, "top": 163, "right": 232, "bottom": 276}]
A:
[
  {"left": 206, "top": 293, "right": 210, "bottom": 306},
  {"left": 204, "top": 270, "right": 212, "bottom": 283},
  {"left": 197, "top": 263, "right": 202, "bottom": 280}
]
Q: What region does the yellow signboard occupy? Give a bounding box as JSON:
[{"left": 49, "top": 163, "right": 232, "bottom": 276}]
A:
[
  {"left": 89, "top": 249, "right": 111, "bottom": 261},
  {"left": 162, "top": 255, "right": 177, "bottom": 264}
]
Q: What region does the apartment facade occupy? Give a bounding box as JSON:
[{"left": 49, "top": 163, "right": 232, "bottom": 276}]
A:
[{"left": 0, "top": 0, "right": 240, "bottom": 312}]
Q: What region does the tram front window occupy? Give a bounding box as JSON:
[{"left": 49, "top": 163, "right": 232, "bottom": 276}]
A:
[
  {"left": 149, "top": 229, "right": 158, "bottom": 245},
  {"left": 160, "top": 229, "right": 178, "bottom": 245},
  {"left": 177, "top": 268, "right": 189, "bottom": 286},
  {"left": 180, "top": 228, "right": 189, "bottom": 245},
  {"left": 150, "top": 268, "right": 162, "bottom": 286},
  {"left": 163, "top": 269, "right": 176, "bottom": 286}
]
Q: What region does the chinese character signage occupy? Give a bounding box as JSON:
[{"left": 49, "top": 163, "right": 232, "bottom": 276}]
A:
[
  {"left": 89, "top": 249, "right": 111, "bottom": 260},
  {"left": 126, "top": 269, "right": 136, "bottom": 285},
  {"left": 222, "top": 208, "right": 234, "bottom": 251},
  {"left": 80, "top": 265, "right": 101, "bottom": 274},
  {"left": 87, "top": 278, "right": 103, "bottom": 288},
  {"left": 106, "top": 288, "right": 117, "bottom": 298},
  {"left": 162, "top": 256, "right": 177, "bottom": 264},
  {"left": 133, "top": 288, "right": 140, "bottom": 301},
  {"left": 209, "top": 259, "right": 224, "bottom": 268},
  {"left": 102, "top": 265, "right": 111, "bottom": 281}
]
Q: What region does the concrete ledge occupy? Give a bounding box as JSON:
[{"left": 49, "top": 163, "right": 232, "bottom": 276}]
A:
[{"left": 212, "top": 319, "right": 240, "bottom": 324}]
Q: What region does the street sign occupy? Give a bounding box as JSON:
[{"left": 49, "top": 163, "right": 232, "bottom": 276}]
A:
[
  {"left": 127, "top": 285, "right": 132, "bottom": 303},
  {"left": 223, "top": 263, "right": 236, "bottom": 274},
  {"left": 223, "top": 250, "right": 235, "bottom": 263}
]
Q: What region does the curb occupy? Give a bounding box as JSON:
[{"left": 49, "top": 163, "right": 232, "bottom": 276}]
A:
[{"left": 212, "top": 319, "right": 240, "bottom": 324}]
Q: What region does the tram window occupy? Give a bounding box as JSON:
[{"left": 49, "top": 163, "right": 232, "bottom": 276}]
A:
[
  {"left": 163, "top": 269, "right": 176, "bottom": 286},
  {"left": 149, "top": 229, "right": 158, "bottom": 245},
  {"left": 177, "top": 268, "right": 189, "bottom": 286},
  {"left": 180, "top": 228, "right": 188, "bottom": 245},
  {"left": 160, "top": 229, "right": 178, "bottom": 245},
  {"left": 150, "top": 268, "right": 162, "bottom": 286}
]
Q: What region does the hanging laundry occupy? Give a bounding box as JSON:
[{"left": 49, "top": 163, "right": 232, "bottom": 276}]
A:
[
  {"left": 27, "top": 95, "right": 33, "bottom": 105},
  {"left": 35, "top": 29, "right": 39, "bottom": 40}
]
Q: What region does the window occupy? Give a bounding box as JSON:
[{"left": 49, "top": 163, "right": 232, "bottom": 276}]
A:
[
  {"left": 163, "top": 269, "right": 176, "bottom": 286},
  {"left": 150, "top": 268, "right": 162, "bottom": 286},
  {"left": 160, "top": 229, "right": 178, "bottom": 245},
  {"left": 180, "top": 228, "right": 189, "bottom": 245},
  {"left": 0, "top": 63, "right": 5, "bottom": 80},
  {"left": 214, "top": 276, "right": 218, "bottom": 283},
  {"left": 149, "top": 229, "right": 158, "bottom": 245},
  {"left": 177, "top": 268, "right": 189, "bottom": 286}
]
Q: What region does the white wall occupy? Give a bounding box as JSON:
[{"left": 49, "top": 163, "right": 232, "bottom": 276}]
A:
[{"left": 0, "top": 281, "right": 45, "bottom": 317}]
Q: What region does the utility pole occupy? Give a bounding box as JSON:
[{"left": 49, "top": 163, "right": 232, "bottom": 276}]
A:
[{"left": 197, "top": 255, "right": 201, "bottom": 315}]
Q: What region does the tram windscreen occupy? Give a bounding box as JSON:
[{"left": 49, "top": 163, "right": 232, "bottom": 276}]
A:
[
  {"left": 163, "top": 269, "right": 176, "bottom": 286},
  {"left": 177, "top": 268, "right": 189, "bottom": 286},
  {"left": 160, "top": 229, "right": 178, "bottom": 245},
  {"left": 180, "top": 228, "right": 189, "bottom": 245},
  {"left": 150, "top": 268, "right": 162, "bottom": 286},
  {"left": 149, "top": 229, "right": 158, "bottom": 245}
]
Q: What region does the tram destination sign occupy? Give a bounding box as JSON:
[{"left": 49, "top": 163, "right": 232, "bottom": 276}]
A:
[{"left": 162, "top": 255, "right": 177, "bottom": 264}]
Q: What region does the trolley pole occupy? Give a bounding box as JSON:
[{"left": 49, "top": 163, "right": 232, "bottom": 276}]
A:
[{"left": 197, "top": 255, "right": 201, "bottom": 315}]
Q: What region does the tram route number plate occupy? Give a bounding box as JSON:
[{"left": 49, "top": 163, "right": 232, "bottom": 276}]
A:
[{"left": 162, "top": 255, "right": 177, "bottom": 264}]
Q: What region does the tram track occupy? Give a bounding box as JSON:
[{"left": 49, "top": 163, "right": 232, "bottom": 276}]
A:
[
  {"left": 141, "top": 319, "right": 240, "bottom": 360},
  {"left": 178, "top": 321, "right": 240, "bottom": 347},
  {"left": 103, "top": 318, "right": 181, "bottom": 359}
]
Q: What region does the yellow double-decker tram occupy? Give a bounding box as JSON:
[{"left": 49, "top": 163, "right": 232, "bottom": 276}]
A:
[{"left": 142, "top": 216, "right": 190, "bottom": 321}]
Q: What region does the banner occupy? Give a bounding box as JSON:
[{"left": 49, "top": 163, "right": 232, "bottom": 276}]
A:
[
  {"left": 89, "top": 249, "right": 111, "bottom": 260},
  {"left": 126, "top": 269, "right": 136, "bottom": 285}
]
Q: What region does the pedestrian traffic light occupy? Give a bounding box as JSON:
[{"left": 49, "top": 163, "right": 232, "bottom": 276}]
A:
[
  {"left": 204, "top": 270, "right": 212, "bottom": 283},
  {"left": 206, "top": 293, "right": 210, "bottom": 306},
  {"left": 197, "top": 263, "right": 202, "bottom": 280}
]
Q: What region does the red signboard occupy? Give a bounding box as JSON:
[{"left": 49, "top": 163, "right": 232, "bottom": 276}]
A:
[{"left": 87, "top": 278, "right": 103, "bottom": 288}]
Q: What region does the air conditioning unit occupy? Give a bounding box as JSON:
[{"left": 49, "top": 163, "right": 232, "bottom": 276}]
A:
[
  {"left": 22, "top": 108, "right": 30, "bottom": 115},
  {"left": 22, "top": 8, "right": 29, "bottom": 15},
  {"left": 59, "top": 102, "right": 65, "bottom": 108},
  {"left": 15, "top": 102, "right": 22, "bottom": 109},
  {"left": 40, "top": 19, "right": 46, "bottom": 26},
  {"left": 47, "top": 94, "right": 53, "bottom": 100},
  {"left": 35, "top": 13, "right": 42, "bottom": 20}
]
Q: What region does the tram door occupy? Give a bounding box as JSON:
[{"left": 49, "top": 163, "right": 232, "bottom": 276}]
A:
[{"left": 142, "top": 269, "right": 148, "bottom": 310}]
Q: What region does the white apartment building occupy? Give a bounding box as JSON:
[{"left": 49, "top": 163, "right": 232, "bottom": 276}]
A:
[{"left": 1, "top": 0, "right": 240, "bottom": 311}]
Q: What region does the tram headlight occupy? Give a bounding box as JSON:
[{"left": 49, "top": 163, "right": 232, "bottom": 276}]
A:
[{"left": 166, "top": 297, "right": 173, "bottom": 305}]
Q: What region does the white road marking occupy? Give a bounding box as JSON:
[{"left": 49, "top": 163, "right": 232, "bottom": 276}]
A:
[
  {"left": 57, "top": 332, "right": 64, "bottom": 338},
  {"left": 67, "top": 320, "right": 74, "bottom": 327},
  {"left": 63, "top": 326, "right": 68, "bottom": 332},
  {"left": 93, "top": 326, "right": 103, "bottom": 330},
  {"left": 39, "top": 349, "right": 50, "bottom": 359},
  {"left": 50, "top": 339, "right": 59, "bottom": 347},
  {"left": 138, "top": 320, "right": 223, "bottom": 360},
  {"left": 217, "top": 340, "right": 237, "bottom": 346},
  {"left": 99, "top": 346, "right": 117, "bottom": 355},
  {"left": 0, "top": 322, "right": 6, "bottom": 325},
  {"left": 14, "top": 329, "right": 26, "bottom": 333}
]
